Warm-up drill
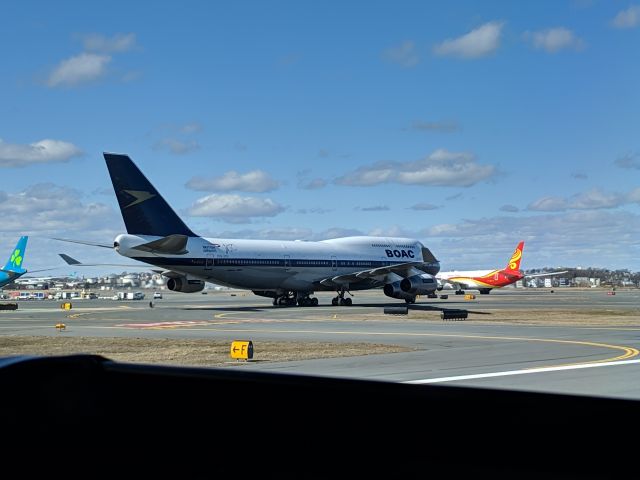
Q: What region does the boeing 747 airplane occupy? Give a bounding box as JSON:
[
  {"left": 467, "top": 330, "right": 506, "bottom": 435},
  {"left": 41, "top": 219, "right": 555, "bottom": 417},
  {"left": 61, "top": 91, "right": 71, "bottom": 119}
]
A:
[
  {"left": 59, "top": 153, "right": 441, "bottom": 306},
  {"left": 437, "top": 241, "right": 566, "bottom": 294}
]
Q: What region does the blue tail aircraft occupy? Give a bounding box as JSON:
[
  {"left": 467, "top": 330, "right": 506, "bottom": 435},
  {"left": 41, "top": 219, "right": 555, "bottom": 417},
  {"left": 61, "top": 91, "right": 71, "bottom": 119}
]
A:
[{"left": 0, "top": 236, "right": 29, "bottom": 289}]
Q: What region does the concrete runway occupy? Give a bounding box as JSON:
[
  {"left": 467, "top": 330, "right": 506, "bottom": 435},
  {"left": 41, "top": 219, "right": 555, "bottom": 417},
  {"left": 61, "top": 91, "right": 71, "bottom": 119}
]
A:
[{"left": 1, "top": 287, "right": 640, "bottom": 399}]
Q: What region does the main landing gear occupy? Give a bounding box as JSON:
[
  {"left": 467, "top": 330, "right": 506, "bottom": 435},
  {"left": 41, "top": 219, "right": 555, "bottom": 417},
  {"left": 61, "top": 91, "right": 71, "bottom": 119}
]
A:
[
  {"left": 272, "top": 291, "right": 319, "bottom": 307},
  {"left": 331, "top": 288, "right": 353, "bottom": 306}
]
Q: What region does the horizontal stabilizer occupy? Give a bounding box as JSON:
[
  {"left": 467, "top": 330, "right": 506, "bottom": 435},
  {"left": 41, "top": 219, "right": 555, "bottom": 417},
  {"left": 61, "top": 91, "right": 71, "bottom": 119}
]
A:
[
  {"left": 131, "top": 234, "right": 189, "bottom": 255},
  {"left": 0, "top": 269, "right": 20, "bottom": 278},
  {"left": 59, "top": 254, "right": 81, "bottom": 265},
  {"left": 58, "top": 253, "right": 143, "bottom": 268}
]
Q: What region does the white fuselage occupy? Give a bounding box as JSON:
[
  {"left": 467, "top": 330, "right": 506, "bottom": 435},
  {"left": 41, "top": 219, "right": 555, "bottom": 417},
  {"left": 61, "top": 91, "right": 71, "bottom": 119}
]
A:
[
  {"left": 437, "top": 270, "right": 496, "bottom": 289},
  {"left": 115, "top": 234, "right": 434, "bottom": 294}
]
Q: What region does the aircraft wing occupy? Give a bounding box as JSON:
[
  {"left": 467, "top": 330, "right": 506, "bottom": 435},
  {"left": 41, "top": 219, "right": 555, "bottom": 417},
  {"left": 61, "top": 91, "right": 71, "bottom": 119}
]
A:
[
  {"left": 319, "top": 261, "right": 437, "bottom": 287},
  {"left": 153, "top": 270, "right": 183, "bottom": 278},
  {"left": 51, "top": 237, "right": 114, "bottom": 248},
  {"left": 524, "top": 270, "right": 568, "bottom": 278},
  {"left": 25, "top": 267, "right": 65, "bottom": 273}
]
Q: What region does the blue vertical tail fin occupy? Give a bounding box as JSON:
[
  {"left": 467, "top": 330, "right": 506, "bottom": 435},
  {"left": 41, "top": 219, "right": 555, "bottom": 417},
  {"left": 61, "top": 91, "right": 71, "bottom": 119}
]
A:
[
  {"left": 103, "top": 153, "right": 197, "bottom": 237},
  {"left": 3, "top": 236, "right": 28, "bottom": 273}
]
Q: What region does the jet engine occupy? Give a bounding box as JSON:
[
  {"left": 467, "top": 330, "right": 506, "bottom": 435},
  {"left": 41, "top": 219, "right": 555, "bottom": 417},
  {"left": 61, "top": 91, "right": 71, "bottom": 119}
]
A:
[
  {"left": 166, "top": 275, "right": 205, "bottom": 293},
  {"left": 399, "top": 274, "right": 437, "bottom": 295},
  {"left": 383, "top": 281, "right": 416, "bottom": 302}
]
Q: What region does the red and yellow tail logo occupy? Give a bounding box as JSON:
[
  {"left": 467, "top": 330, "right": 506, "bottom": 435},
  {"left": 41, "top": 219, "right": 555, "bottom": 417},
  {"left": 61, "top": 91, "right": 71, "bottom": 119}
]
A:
[{"left": 506, "top": 241, "right": 524, "bottom": 272}]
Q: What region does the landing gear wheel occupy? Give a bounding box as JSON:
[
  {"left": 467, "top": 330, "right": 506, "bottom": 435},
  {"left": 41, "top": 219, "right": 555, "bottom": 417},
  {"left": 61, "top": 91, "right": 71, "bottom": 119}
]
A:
[{"left": 335, "top": 289, "right": 352, "bottom": 306}]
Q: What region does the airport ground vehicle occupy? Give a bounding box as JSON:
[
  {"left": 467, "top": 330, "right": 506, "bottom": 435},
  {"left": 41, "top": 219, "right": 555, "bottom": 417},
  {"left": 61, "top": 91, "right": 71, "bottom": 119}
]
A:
[{"left": 153, "top": 291, "right": 162, "bottom": 299}]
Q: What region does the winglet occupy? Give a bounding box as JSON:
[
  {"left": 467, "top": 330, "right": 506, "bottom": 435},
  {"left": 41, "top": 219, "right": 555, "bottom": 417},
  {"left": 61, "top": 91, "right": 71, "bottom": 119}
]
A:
[{"left": 505, "top": 241, "right": 525, "bottom": 272}]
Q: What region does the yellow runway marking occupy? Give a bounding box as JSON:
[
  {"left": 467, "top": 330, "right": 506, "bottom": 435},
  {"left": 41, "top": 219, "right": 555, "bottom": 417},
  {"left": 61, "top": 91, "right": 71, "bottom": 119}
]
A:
[{"left": 167, "top": 327, "right": 639, "bottom": 367}]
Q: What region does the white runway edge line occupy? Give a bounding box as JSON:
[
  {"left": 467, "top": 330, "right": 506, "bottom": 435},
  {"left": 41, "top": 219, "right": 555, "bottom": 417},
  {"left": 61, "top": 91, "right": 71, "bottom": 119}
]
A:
[{"left": 404, "top": 358, "right": 640, "bottom": 385}]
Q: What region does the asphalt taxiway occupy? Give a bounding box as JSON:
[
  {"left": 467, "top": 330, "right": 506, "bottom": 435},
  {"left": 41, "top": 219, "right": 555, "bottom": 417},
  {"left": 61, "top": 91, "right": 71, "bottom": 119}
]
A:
[{"left": 1, "top": 287, "right": 639, "bottom": 399}]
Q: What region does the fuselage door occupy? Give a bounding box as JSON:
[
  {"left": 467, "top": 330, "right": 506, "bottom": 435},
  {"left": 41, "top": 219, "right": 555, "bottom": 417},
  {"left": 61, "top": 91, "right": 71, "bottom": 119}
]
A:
[
  {"left": 284, "top": 255, "right": 290, "bottom": 270},
  {"left": 331, "top": 256, "right": 337, "bottom": 271},
  {"left": 205, "top": 257, "right": 213, "bottom": 270}
]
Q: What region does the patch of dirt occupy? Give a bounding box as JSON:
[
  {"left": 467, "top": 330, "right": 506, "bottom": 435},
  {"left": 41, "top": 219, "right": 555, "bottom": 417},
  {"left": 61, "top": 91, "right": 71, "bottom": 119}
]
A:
[{"left": 0, "top": 336, "right": 413, "bottom": 367}]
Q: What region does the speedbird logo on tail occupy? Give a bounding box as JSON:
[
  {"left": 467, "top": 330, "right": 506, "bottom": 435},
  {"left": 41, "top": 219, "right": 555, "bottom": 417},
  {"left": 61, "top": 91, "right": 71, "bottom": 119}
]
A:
[{"left": 123, "top": 190, "right": 156, "bottom": 208}]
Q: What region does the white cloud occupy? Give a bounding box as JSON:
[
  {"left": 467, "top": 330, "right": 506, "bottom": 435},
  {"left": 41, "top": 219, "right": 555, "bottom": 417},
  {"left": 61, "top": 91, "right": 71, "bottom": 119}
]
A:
[
  {"left": 527, "top": 188, "right": 635, "bottom": 212},
  {"left": 409, "top": 203, "right": 440, "bottom": 211},
  {"left": 367, "top": 226, "right": 413, "bottom": 238},
  {"left": 569, "top": 189, "right": 625, "bottom": 210},
  {"left": 433, "top": 21, "right": 504, "bottom": 58},
  {"left": 0, "top": 183, "right": 114, "bottom": 233},
  {"left": 153, "top": 138, "right": 200, "bottom": 155},
  {"left": 409, "top": 120, "right": 459, "bottom": 133},
  {"left": 611, "top": 5, "right": 640, "bottom": 29},
  {"left": 81, "top": 33, "right": 137, "bottom": 52},
  {"left": 298, "top": 178, "right": 327, "bottom": 190},
  {"left": 422, "top": 210, "right": 640, "bottom": 270},
  {"left": 200, "top": 226, "right": 364, "bottom": 241},
  {"left": 614, "top": 153, "right": 640, "bottom": 169},
  {"left": 180, "top": 123, "right": 203, "bottom": 134},
  {"left": 0, "top": 139, "right": 82, "bottom": 167},
  {"left": 335, "top": 148, "right": 495, "bottom": 187},
  {"left": 524, "top": 28, "right": 585, "bottom": 53},
  {"left": 358, "top": 205, "right": 390, "bottom": 212},
  {"left": 47, "top": 53, "right": 111, "bottom": 87},
  {"left": 526, "top": 196, "right": 569, "bottom": 212},
  {"left": 626, "top": 187, "right": 640, "bottom": 203},
  {"left": 382, "top": 40, "right": 420, "bottom": 67},
  {"left": 295, "top": 207, "right": 332, "bottom": 214},
  {"left": 152, "top": 122, "right": 202, "bottom": 155},
  {"left": 315, "top": 228, "right": 365, "bottom": 240},
  {"left": 187, "top": 194, "right": 284, "bottom": 223},
  {"left": 186, "top": 170, "right": 280, "bottom": 193},
  {"left": 500, "top": 204, "right": 519, "bottom": 213}
]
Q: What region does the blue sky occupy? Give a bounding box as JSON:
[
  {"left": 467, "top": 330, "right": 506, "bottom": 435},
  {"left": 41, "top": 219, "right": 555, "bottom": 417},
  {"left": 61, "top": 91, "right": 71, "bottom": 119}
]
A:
[{"left": 1, "top": 0, "right": 639, "bottom": 277}]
